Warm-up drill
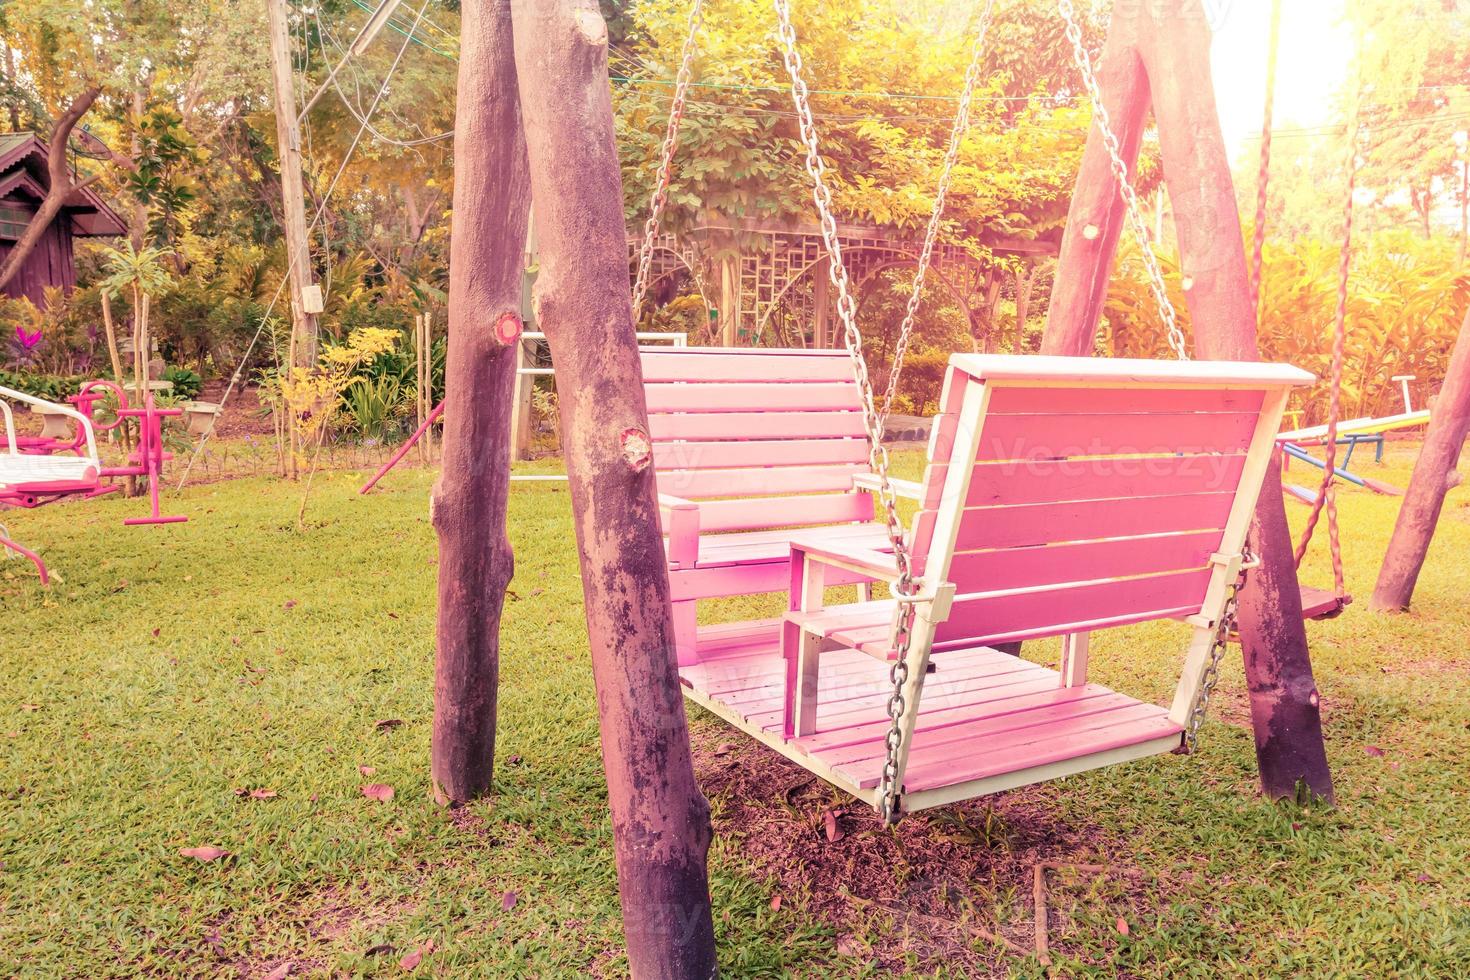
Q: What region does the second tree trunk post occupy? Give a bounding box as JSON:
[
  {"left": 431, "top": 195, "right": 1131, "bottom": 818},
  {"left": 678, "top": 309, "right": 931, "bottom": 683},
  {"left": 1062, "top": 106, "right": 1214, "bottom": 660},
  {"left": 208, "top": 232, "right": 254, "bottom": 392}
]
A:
[
  {"left": 509, "top": 2, "right": 719, "bottom": 976},
  {"left": 1370, "top": 308, "right": 1470, "bottom": 611},
  {"left": 1040, "top": 2, "right": 1333, "bottom": 803},
  {"left": 429, "top": 0, "right": 532, "bottom": 806}
]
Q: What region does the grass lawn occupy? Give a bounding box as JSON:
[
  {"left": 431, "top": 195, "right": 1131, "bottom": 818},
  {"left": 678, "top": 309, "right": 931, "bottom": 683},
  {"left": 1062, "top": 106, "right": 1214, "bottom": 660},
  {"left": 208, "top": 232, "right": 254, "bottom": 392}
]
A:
[{"left": 2, "top": 443, "right": 1469, "bottom": 977}]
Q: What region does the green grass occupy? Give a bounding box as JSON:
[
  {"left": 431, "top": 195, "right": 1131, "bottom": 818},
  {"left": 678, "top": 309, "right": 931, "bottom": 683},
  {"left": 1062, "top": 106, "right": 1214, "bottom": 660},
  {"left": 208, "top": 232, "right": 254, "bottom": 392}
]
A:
[{"left": 2, "top": 444, "right": 1468, "bottom": 976}]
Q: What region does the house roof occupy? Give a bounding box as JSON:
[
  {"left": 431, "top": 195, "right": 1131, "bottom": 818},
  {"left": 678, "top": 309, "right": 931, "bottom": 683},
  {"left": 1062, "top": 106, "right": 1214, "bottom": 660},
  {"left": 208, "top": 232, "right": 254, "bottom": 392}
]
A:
[{"left": 0, "top": 131, "right": 127, "bottom": 237}]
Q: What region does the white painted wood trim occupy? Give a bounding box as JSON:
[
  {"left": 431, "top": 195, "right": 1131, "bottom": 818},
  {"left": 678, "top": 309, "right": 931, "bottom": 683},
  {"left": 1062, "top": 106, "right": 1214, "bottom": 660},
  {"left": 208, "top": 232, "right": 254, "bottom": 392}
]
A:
[
  {"left": 1061, "top": 632, "right": 1091, "bottom": 688},
  {"left": 902, "top": 732, "right": 1184, "bottom": 813},
  {"left": 947, "top": 354, "right": 1316, "bottom": 388}
]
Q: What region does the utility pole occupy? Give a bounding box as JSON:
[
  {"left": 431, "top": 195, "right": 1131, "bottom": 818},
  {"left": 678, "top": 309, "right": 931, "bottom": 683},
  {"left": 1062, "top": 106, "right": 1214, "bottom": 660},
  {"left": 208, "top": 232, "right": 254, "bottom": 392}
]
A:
[{"left": 266, "top": 0, "right": 322, "bottom": 374}]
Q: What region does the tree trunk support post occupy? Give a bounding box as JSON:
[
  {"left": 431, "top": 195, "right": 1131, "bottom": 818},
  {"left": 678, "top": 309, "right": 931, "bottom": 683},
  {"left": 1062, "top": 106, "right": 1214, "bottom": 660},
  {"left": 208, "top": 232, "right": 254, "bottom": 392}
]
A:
[
  {"left": 508, "top": 2, "right": 720, "bottom": 975},
  {"left": 1371, "top": 309, "right": 1470, "bottom": 611},
  {"left": 429, "top": 0, "right": 531, "bottom": 807},
  {"left": 1041, "top": 0, "right": 1333, "bottom": 803}
]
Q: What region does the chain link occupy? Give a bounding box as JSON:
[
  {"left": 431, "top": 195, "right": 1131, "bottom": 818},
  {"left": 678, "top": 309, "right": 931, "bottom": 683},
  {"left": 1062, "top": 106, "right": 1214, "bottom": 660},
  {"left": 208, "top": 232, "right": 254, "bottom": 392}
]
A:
[
  {"left": 772, "top": 0, "right": 920, "bottom": 824},
  {"left": 630, "top": 0, "right": 706, "bottom": 322},
  {"left": 1056, "top": 0, "right": 1189, "bottom": 362},
  {"left": 1183, "top": 553, "right": 1252, "bottom": 754},
  {"left": 878, "top": 0, "right": 997, "bottom": 426}
]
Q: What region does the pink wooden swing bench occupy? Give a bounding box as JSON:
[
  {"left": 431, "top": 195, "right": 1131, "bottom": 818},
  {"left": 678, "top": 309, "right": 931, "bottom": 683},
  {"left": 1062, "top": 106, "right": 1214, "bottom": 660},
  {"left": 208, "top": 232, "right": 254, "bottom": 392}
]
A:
[
  {"left": 646, "top": 346, "right": 898, "bottom": 665},
  {"left": 675, "top": 353, "right": 1312, "bottom": 815}
]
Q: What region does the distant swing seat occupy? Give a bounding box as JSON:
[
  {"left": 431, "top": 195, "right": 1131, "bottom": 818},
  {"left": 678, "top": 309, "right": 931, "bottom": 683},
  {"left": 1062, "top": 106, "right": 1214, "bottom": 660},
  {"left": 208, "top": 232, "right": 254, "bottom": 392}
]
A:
[
  {"left": 645, "top": 347, "right": 895, "bottom": 665},
  {"left": 677, "top": 354, "right": 1313, "bottom": 816}
]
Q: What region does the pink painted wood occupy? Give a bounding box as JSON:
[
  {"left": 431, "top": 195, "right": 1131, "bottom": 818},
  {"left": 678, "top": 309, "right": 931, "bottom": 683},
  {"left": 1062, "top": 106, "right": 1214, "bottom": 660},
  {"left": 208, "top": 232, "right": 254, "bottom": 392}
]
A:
[
  {"left": 932, "top": 568, "right": 1213, "bottom": 644},
  {"left": 965, "top": 454, "right": 1249, "bottom": 506},
  {"left": 648, "top": 410, "right": 866, "bottom": 442},
  {"left": 640, "top": 347, "right": 885, "bottom": 665},
  {"left": 658, "top": 464, "right": 868, "bottom": 499},
  {"left": 974, "top": 411, "right": 1260, "bottom": 460},
  {"left": 946, "top": 530, "right": 1222, "bottom": 593},
  {"left": 645, "top": 381, "right": 858, "bottom": 413},
  {"left": 985, "top": 385, "right": 1266, "bottom": 415},
  {"left": 952, "top": 492, "right": 1236, "bottom": 551},
  {"left": 641, "top": 349, "right": 854, "bottom": 382},
  {"left": 651, "top": 438, "right": 870, "bottom": 471}
]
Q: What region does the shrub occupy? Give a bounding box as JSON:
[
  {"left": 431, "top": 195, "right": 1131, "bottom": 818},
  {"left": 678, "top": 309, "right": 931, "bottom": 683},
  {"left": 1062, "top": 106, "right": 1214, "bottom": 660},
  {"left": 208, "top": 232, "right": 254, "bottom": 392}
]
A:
[
  {"left": 163, "top": 366, "right": 204, "bottom": 400},
  {"left": 0, "top": 370, "right": 86, "bottom": 401}
]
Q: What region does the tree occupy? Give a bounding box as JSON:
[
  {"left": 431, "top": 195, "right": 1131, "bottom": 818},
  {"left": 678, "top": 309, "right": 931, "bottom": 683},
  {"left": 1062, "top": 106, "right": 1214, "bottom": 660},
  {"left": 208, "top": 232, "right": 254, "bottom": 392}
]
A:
[
  {"left": 1370, "top": 308, "right": 1470, "bottom": 611},
  {"left": 0, "top": 88, "right": 111, "bottom": 292},
  {"left": 508, "top": 1, "right": 719, "bottom": 973}
]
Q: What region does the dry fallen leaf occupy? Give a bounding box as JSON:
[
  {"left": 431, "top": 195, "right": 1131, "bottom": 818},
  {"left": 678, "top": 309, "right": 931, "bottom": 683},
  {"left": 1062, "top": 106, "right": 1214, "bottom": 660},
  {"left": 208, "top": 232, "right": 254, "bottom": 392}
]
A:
[
  {"left": 358, "top": 765, "right": 377, "bottom": 777},
  {"left": 1116, "top": 917, "right": 1131, "bottom": 936},
  {"left": 836, "top": 935, "right": 860, "bottom": 957},
  {"left": 375, "top": 719, "right": 403, "bottom": 731},
  {"left": 400, "top": 940, "right": 435, "bottom": 970},
  {"left": 262, "top": 963, "right": 292, "bottom": 980},
  {"left": 250, "top": 789, "right": 278, "bottom": 800},
  {"left": 361, "top": 783, "right": 395, "bottom": 802},
  {"left": 283, "top": 599, "right": 297, "bottom": 610},
  {"left": 770, "top": 894, "right": 782, "bottom": 912},
  {"left": 1364, "top": 745, "right": 1386, "bottom": 758},
  {"left": 713, "top": 743, "right": 736, "bottom": 757},
  {"left": 822, "top": 810, "right": 843, "bottom": 843},
  {"left": 502, "top": 890, "right": 518, "bottom": 911},
  {"left": 180, "top": 845, "right": 231, "bottom": 862},
  {"left": 364, "top": 943, "right": 395, "bottom": 957}
]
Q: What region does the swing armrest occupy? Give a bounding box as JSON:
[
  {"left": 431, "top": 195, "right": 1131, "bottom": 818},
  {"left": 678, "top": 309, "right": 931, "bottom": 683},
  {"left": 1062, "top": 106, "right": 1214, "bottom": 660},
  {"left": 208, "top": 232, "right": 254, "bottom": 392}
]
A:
[
  {"left": 790, "top": 538, "right": 901, "bottom": 586},
  {"left": 658, "top": 493, "right": 700, "bottom": 568},
  {"left": 851, "top": 472, "right": 923, "bottom": 500}
]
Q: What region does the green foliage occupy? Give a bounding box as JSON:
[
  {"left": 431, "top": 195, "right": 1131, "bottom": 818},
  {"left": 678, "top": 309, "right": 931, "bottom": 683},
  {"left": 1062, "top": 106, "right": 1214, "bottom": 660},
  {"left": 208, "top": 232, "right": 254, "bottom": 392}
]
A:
[
  {"left": 1107, "top": 230, "right": 1469, "bottom": 425},
  {"left": 338, "top": 374, "right": 410, "bottom": 442},
  {"left": 161, "top": 365, "right": 203, "bottom": 400},
  {"left": 0, "top": 369, "right": 86, "bottom": 401}
]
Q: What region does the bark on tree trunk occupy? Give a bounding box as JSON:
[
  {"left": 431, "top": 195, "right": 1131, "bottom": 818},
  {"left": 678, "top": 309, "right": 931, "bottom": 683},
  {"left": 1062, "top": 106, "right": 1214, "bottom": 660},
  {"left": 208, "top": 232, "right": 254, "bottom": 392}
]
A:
[
  {"left": 1370, "top": 309, "right": 1470, "bottom": 611},
  {"left": 508, "top": 3, "right": 718, "bottom": 975},
  {"left": 1041, "top": 0, "right": 1332, "bottom": 803},
  {"left": 428, "top": 0, "right": 532, "bottom": 806}
]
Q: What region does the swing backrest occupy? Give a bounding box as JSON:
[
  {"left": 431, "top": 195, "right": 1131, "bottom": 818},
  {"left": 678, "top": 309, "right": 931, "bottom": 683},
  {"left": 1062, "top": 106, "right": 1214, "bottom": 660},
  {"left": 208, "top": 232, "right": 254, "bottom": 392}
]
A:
[
  {"left": 909, "top": 355, "right": 1313, "bottom": 650},
  {"left": 641, "top": 347, "right": 875, "bottom": 533}
]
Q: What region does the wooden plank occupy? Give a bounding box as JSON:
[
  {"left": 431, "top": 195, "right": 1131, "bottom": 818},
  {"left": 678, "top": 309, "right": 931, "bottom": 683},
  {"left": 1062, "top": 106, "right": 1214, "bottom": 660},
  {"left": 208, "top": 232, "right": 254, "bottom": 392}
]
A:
[
  {"left": 952, "top": 492, "right": 1235, "bottom": 551},
  {"left": 947, "top": 353, "right": 1316, "bottom": 388},
  {"left": 824, "top": 690, "right": 1147, "bottom": 774},
  {"left": 657, "top": 464, "right": 866, "bottom": 499},
  {"left": 651, "top": 438, "right": 870, "bottom": 470},
  {"left": 945, "top": 530, "right": 1222, "bottom": 593},
  {"left": 933, "top": 569, "right": 1212, "bottom": 645},
  {"left": 667, "top": 552, "right": 876, "bottom": 598},
  {"left": 965, "top": 454, "right": 1248, "bottom": 507},
  {"left": 898, "top": 705, "right": 1181, "bottom": 793},
  {"left": 975, "top": 412, "right": 1259, "bottom": 460},
  {"left": 842, "top": 700, "right": 1177, "bottom": 790},
  {"left": 797, "top": 682, "right": 1116, "bottom": 756},
  {"left": 645, "top": 381, "right": 858, "bottom": 413},
  {"left": 696, "top": 493, "right": 874, "bottom": 532},
  {"left": 640, "top": 350, "right": 854, "bottom": 382},
  {"left": 985, "top": 386, "right": 1266, "bottom": 416},
  {"left": 648, "top": 410, "right": 866, "bottom": 442}
]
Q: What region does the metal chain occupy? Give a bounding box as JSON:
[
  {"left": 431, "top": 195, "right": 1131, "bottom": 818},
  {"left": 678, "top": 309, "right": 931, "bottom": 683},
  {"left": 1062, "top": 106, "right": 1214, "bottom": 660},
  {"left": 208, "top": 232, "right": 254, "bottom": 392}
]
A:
[
  {"left": 878, "top": 0, "right": 997, "bottom": 426},
  {"left": 1183, "top": 554, "right": 1252, "bottom": 753},
  {"left": 1056, "top": 0, "right": 1189, "bottom": 361},
  {"left": 772, "top": 0, "right": 917, "bottom": 824},
  {"left": 630, "top": 0, "right": 706, "bottom": 322},
  {"left": 1293, "top": 73, "right": 1359, "bottom": 602}
]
